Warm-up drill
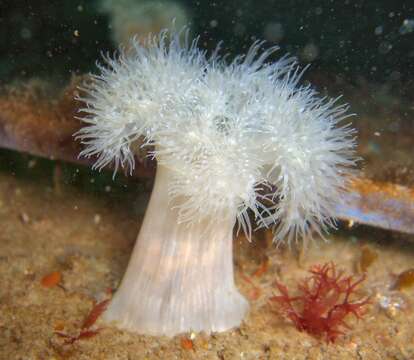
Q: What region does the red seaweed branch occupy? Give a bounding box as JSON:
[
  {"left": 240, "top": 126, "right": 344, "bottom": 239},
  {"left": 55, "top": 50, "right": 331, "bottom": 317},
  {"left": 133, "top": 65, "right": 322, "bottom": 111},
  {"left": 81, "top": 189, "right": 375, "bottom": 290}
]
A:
[
  {"left": 270, "top": 262, "right": 370, "bottom": 342},
  {"left": 55, "top": 298, "right": 110, "bottom": 345}
]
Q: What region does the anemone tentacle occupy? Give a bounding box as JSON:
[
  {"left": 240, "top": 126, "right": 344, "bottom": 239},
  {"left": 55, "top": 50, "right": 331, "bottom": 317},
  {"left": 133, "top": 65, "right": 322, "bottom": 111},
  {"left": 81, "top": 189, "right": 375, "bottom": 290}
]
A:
[{"left": 77, "top": 27, "right": 357, "bottom": 244}]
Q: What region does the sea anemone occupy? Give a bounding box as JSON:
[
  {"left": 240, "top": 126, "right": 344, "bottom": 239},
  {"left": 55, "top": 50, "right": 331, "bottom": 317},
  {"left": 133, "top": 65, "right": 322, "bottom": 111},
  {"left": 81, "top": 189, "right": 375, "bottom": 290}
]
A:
[{"left": 76, "top": 29, "right": 357, "bottom": 336}]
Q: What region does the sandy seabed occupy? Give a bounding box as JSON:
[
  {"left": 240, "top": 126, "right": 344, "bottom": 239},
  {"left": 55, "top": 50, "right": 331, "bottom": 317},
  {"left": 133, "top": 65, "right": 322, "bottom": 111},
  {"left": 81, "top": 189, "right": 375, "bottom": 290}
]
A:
[{"left": 0, "top": 169, "right": 413, "bottom": 360}]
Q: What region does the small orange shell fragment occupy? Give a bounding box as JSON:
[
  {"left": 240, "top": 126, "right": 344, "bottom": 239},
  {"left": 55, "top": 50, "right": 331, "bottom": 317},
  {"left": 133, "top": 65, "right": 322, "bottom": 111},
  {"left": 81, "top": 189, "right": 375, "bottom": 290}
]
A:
[
  {"left": 394, "top": 268, "right": 414, "bottom": 290},
  {"left": 180, "top": 337, "right": 194, "bottom": 350},
  {"left": 54, "top": 321, "right": 65, "bottom": 331},
  {"left": 41, "top": 271, "right": 61, "bottom": 288}
]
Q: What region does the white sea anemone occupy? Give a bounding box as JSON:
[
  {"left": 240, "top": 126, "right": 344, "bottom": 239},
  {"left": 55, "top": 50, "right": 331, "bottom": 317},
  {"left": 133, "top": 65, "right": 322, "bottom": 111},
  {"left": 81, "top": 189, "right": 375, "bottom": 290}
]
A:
[{"left": 76, "top": 29, "right": 357, "bottom": 336}]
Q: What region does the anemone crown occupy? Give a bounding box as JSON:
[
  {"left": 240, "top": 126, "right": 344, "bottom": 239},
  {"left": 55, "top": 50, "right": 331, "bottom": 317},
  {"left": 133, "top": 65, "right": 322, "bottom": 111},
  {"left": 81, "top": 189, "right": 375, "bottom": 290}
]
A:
[{"left": 77, "top": 29, "right": 356, "bottom": 244}]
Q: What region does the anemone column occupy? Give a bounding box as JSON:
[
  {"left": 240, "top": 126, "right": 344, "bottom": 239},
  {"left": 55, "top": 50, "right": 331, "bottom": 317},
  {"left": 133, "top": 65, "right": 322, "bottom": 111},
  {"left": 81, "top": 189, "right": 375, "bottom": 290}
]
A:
[{"left": 103, "top": 165, "right": 249, "bottom": 336}]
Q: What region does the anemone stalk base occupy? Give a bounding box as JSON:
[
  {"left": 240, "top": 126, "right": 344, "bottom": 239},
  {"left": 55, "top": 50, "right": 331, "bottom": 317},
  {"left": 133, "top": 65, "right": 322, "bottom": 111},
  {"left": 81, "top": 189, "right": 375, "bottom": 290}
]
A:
[{"left": 103, "top": 165, "right": 249, "bottom": 336}]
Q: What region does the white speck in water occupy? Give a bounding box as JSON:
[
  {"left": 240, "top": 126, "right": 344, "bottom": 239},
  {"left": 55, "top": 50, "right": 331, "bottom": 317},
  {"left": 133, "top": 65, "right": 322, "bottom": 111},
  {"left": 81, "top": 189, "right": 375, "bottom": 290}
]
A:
[
  {"left": 374, "top": 25, "right": 383, "bottom": 35},
  {"left": 301, "top": 43, "right": 319, "bottom": 62},
  {"left": 263, "top": 22, "right": 284, "bottom": 43},
  {"left": 27, "top": 159, "right": 37, "bottom": 169},
  {"left": 315, "top": 7, "right": 323, "bottom": 15},
  {"left": 210, "top": 19, "right": 218, "bottom": 28},
  {"left": 399, "top": 19, "right": 414, "bottom": 35},
  {"left": 94, "top": 214, "right": 101, "bottom": 224},
  {"left": 378, "top": 41, "right": 392, "bottom": 54},
  {"left": 20, "top": 27, "right": 32, "bottom": 40}
]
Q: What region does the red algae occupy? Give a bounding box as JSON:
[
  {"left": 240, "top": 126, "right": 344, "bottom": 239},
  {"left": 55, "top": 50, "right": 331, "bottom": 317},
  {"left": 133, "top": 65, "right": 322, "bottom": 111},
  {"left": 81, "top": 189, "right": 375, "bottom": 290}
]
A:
[
  {"left": 270, "top": 262, "right": 370, "bottom": 343},
  {"left": 55, "top": 298, "right": 110, "bottom": 345}
]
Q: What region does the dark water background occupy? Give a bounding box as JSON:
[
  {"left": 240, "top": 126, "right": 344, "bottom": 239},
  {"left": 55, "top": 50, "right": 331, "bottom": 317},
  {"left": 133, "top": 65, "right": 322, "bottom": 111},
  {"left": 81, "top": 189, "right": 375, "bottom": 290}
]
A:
[
  {"left": 0, "top": 0, "right": 413, "bottom": 198},
  {"left": 0, "top": 1, "right": 413, "bottom": 85}
]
